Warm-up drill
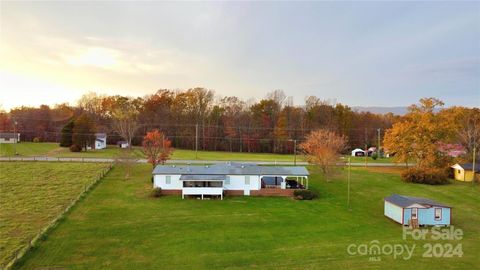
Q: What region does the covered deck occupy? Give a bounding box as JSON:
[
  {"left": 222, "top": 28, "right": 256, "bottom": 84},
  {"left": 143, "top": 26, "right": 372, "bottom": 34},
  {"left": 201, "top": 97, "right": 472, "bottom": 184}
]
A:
[
  {"left": 180, "top": 174, "right": 225, "bottom": 200},
  {"left": 260, "top": 175, "right": 309, "bottom": 190}
]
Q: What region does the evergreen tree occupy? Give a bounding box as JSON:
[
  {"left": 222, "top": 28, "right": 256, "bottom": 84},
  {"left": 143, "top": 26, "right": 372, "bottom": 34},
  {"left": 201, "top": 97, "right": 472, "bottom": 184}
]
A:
[
  {"left": 73, "top": 114, "right": 96, "bottom": 151},
  {"left": 60, "top": 119, "right": 74, "bottom": 147}
]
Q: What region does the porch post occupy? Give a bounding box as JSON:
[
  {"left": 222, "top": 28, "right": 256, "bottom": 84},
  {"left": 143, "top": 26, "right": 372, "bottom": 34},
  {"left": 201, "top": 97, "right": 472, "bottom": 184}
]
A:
[{"left": 306, "top": 177, "right": 309, "bottom": 189}]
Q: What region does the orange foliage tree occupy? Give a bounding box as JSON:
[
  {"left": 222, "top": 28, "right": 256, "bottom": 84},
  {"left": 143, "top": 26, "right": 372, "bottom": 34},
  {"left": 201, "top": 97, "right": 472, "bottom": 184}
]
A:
[
  {"left": 300, "top": 129, "right": 347, "bottom": 181},
  {"left": 142, "top": 129, "right": 174, "bottom": 168},
  {"left": 383, "top": 98, "right": 454, "bottom": 169}
]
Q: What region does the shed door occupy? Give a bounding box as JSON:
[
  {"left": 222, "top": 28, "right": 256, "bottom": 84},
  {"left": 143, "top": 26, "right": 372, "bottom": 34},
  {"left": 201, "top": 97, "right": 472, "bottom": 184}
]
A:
[{"left": 411, "top": 208, "right": 418, "bottom": 220}]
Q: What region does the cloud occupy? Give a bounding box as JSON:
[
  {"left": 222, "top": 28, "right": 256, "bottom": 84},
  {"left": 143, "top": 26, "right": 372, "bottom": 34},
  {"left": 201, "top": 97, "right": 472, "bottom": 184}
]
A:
[{"left": 402, "top": 58, "right": 480, "bottom": 80}]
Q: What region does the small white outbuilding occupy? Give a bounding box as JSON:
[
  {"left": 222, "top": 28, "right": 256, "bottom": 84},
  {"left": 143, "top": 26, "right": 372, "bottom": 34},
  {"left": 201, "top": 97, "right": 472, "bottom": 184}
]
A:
[{"left": 351, "top": 148, "right": 365, "bottom": 157}]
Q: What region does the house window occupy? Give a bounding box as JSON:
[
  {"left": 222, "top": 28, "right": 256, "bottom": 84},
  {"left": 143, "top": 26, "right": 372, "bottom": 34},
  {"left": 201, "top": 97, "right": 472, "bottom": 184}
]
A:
[
  {"left": 435, "top": 208, "right": 442, "bottom": 220},
  {"left": 225, "top": 176, "right": 230, "bottom": 185},
  {"left": 245, "top": 176, "right": 250, "bottom": 185},
  {"left": 458, "top": 170, "right": 461, "bottom": 174},
  {"left": 165, "top": 176, "right": 171, "bottom": 185}
]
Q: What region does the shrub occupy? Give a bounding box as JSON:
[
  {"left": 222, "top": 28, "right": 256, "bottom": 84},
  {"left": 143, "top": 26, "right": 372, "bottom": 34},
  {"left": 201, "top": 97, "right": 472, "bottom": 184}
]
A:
[
  {"left": 371, "top": 153, "right": 378, "bottom": 160},
  {"left": 293, "top": 189, "right": 319, "bottom": 200},
  {"left": 69, "top": 144, "right": 82, "bottom": 152},
  {"left": 33, "top": 137, "right": 41, "bottom": 143},
  {"left": 152, "top": 187, "right": 162, "bottom": 198},
  {"left": 401, "top": 167, "right": 449, "bottom": 185}
]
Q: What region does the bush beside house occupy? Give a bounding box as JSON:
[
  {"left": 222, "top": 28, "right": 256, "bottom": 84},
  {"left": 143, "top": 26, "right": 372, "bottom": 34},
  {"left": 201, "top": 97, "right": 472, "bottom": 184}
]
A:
[
  {"left": 401, "top": 168, "right": 449, "bottom": 185},
  {"left": 294, "top": 190, "right": 319, "bottom": 200}
]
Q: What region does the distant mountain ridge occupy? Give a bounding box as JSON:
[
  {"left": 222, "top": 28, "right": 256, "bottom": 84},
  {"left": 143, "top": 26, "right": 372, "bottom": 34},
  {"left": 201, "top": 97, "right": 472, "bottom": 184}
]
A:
[{"left": 352, "top": 106, "right": 408, "bottom": 115}]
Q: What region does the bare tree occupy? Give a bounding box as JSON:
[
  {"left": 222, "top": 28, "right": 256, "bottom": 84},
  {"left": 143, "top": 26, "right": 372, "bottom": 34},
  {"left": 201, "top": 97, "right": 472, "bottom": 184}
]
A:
[{"left": 111, "top": 101, "right": 139, "bottom": 149}]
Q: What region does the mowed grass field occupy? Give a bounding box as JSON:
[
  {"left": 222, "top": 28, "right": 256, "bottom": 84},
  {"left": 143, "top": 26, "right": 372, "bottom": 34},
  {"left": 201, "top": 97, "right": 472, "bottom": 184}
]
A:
[
  {"left": 0, "top": 162, "right": 112, "bottom": 268},
  {"left": 14, "top": 165, "right": 479, "bottom": 269},
  {"left": 0, "top": 142, "right": 301, "bottom": 162},
  {"left": 1, "top": 142, "right": 397, "bottom": 163},
  {"left": 0, "top": 142, "right": 58, "bottom": 157}
]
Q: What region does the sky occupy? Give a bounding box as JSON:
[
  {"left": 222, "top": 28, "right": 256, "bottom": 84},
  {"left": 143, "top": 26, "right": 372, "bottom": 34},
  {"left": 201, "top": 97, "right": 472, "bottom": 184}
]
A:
[{"left": 0, "top": 1, "right": 479, "bottom": 110}]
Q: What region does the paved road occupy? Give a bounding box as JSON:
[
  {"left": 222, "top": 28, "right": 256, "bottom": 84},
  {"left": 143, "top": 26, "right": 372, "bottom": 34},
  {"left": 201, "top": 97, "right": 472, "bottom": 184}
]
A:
[{"left": 0, "top": 156, "right": 409, "bottom": 167}]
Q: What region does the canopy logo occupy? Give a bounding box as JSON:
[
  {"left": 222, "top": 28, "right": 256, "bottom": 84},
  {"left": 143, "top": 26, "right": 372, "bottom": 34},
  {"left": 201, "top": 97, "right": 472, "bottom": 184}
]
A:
[{"left": 347, "top": 226, "right": 464, "bottom": 261}]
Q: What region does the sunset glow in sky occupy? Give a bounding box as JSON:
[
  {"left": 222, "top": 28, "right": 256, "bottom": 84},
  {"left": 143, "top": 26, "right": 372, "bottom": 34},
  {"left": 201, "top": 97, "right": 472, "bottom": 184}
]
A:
[{"left": 0, "top": 1, "right": 479, "bottom": 110}]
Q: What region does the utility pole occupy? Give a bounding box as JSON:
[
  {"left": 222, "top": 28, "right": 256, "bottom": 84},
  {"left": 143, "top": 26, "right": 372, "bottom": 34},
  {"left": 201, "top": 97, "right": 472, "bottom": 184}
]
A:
[
  {"left": 364, "top": 128, "right": 368, "bottom": 168},
  {"left": 473, "top": 144, "right": 476, "bottom": 183},
  {"left": 293, "top": 139, "right": 297, "bottom": 166},
  {"left": 347, "top": 156, "right": 351, "bottom": 210},
  {"left": 13, "top": 120, "right": 18, "bottom": 155},
  {"left": 195, "top": 124, "right": 198, "bottom": 160},
  {"left": 377, "top": 128, "right": 381, "bottom": 158}
]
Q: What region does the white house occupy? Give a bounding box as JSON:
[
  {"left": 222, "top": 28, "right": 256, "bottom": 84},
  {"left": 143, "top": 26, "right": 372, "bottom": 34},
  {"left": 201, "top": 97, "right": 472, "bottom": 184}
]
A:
[
  {"left": 0, "top": 133, "right": 20, "bottom": 144},
  {"left": 351, "top": 148, "right": 365, "bottom": 157},
  {"left": 117, "top": 140, "right": 129, "bottom": 149},
  {"left": 152, "top": 162, "right": 310, "bottom": 200},
  {"left": 94, "top": 133, "right": 107, "bottom": 149}
]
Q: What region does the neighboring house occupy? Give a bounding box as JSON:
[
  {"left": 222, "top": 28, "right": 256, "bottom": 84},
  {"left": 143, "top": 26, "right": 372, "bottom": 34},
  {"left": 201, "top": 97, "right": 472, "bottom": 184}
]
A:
[
  {"left": 117, "top": 141, "right": 129, "bottom": 148},
  {"left": 438, "top": 143, "right": 466, "bottom": 158},
  {"left": 384, "top": 194, "right": 451, "bottom": 226},
  {"left": 450, "top": 163, "right": 480, "bottom": 182},
  {"left": 94, "top": 133, "right": 107, "bottom": 149},
  {"left": 0, "top": 133, "right": 20, "bottom": 144},
  {"left": 351, "top": 148, "right": 365, "bottom": 157},
  {"left": 367, "top": 147, "right": 377, "bottom": 156},
  {"left": 152, "top": 162, "right": 310, "bottom": 200}
]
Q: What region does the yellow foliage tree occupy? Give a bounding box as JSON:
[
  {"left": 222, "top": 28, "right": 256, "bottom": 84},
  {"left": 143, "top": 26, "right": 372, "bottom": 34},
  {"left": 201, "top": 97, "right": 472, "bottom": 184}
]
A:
[{"left": 383, "top": 98, "right": 454, "bottom": 169}]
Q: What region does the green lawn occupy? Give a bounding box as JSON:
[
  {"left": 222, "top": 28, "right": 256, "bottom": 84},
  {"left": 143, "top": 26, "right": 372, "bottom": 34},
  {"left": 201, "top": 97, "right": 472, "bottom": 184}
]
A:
[
  {"left": 14, "top": 165, "right": 479, "bottom": 269},
  {"left": 0, "top": 142, "right": 58, "bottom": 157},
  {"left": 1, "top": 143, "right": 301, "bottom": 162},
  {"left": 0, "top": 162, "right": 112, "bottom": 268},
  {"left": 0, "top": 143, "right": 403, "bottom": 164},
  {"left": 341, "top": 155, "right": 395, "bottom": 164}
]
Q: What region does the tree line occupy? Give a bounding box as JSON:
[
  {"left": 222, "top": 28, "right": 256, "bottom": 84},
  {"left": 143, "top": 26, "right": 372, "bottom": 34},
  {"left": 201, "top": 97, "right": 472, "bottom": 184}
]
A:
[{"left": 1, "top": 88, "right": 475, "bottom": 156}]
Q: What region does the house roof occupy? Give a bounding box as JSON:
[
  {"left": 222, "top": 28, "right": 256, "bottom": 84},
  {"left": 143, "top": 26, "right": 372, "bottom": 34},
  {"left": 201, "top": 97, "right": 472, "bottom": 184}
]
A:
[
  {"left": 95, "top": 133, "right": 107, "bottom": 139},
  {"left": 179, "top": 174, "right": 226, "bottom": 181},
  {"left": 153, "top": 162, "right": 309, "bottom": 176},
  {"left": 351, "top": 148, "right": 365, "bottom": 152},
  {"left": 0, "top": 133, "right": 19, "bottom": 139},
  {"left": 117, "top": 141, "right": 128, "bottom": 144},
  {"left": 385, "top": 194, "right": 450, "bottom": 208},
  {"left": 452, "top": 163, "right": 480, "bottom": 172}
]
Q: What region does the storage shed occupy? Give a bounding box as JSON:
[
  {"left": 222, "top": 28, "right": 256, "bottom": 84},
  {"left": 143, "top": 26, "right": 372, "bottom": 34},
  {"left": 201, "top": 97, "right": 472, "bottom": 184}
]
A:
[
  {"left": 450, "top": 163, "right": 479, "bottom": 182},
  {"left": 384, "top": 194, "right": 451, "bottom": 226}
]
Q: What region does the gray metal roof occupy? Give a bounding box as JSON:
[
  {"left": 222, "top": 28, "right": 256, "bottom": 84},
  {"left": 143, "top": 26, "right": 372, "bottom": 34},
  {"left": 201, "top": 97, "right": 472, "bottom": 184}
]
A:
[
  {"left": 95, "top": 133, "right": 107, "bottom": 139},
  {"left": 385, "top": 194, "right": 450, "bottom": 208},
  {"left": 457, "top": 163, "right": 480, "bottom": 172},
  {"left": 0, "top": 133, "right": 19, "bottom": 139},
  {"left": 180, "top": 174, "right": 226, "bottom": 181},
  {"left": 153, "top": 162, "right": 309, "bottom": 176}
]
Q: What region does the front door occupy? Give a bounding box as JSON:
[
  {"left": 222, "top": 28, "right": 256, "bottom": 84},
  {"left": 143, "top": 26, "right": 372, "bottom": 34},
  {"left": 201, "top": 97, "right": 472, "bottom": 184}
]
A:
[{"left": 411, "top": 208, "right": 418, "bottom": 220}]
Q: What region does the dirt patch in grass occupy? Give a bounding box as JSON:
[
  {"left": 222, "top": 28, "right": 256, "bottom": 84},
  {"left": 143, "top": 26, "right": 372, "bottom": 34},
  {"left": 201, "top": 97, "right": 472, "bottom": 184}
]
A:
[{"left": 362, "top": 166, "right": 407, "bottom": 174}]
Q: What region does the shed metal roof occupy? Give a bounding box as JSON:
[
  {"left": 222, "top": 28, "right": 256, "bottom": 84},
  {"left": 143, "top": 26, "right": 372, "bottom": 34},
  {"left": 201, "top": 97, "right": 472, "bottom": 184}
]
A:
[
  {"left": 454, "top": 163, "right": 480, "bottom": 172},
  {"left": 153, "top": 162, "right": 309, "bottom": 176},
  {"left": 385, "top": 194, "right": 450, "bottom": 208}
]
